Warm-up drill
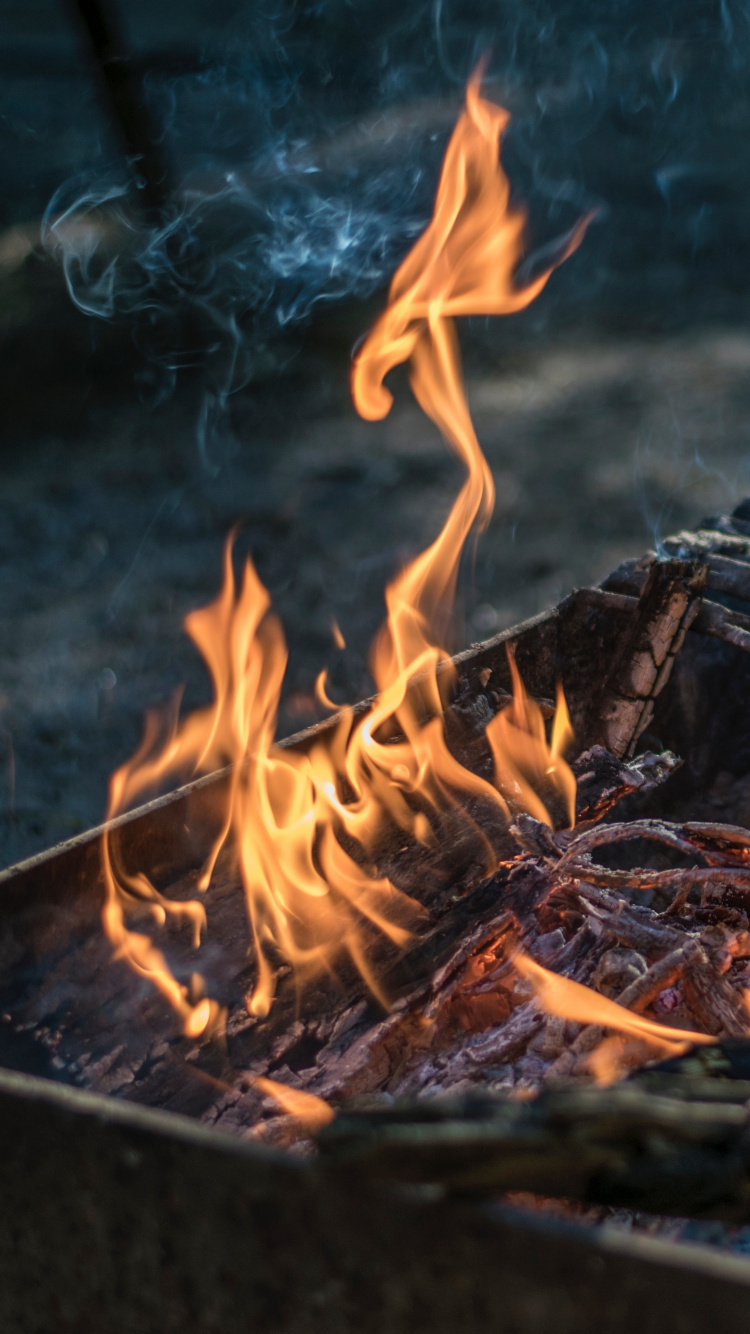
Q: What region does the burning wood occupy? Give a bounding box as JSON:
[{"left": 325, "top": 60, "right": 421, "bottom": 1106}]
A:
[
  {"left": 318, "top": 1059, "right": 750, "bottom": 1222},
  {"left": 235, "top": 806, "right": 750, "bottom": 1146},
  {"left": 6, "top": 68, "right": 750, "bottom": 1244},
  {"left": 99, "top": 66, "right": 592, "bottom": 1035}
]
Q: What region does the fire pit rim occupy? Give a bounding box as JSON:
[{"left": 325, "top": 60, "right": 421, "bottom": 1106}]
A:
[
  {"left": 0, "top": 601, "right": 562, "bottom": 893},
  {"left": 3, "top": 1059, "right": 750, "bottom": 1294}
]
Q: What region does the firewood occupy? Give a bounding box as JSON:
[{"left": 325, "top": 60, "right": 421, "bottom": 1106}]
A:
[
  {"left": 574, "top": 581, "right": 750, "bottom": 657},
  {"left": 317, "top": 1065, "right": 750, "bottom": 1221},
  {"left": 601, "top": 528, "right": 750, "bottom": 654},
  {"left": 233, "top": 811, "right": 750, "bottom": 1122},
  {"left": 697, "top": 551, "right": 750, "bottom": 601},
  {"left": 615, "top": 940, "right": 704, "bottom": 1012},
  {"left": 571, "top": 746, "right": 681, "bottom": 824},
  {"left": 681, "top": 954, "right": 749, "bottom": 1038},
  {"left": 5, "top": 514, "right": 750, "bottom": 1148},
  {"left": 593, "top": 559, "right": 707, "bottom": 759},
  {"left": 548, "top": 818, "right": 750, "bottom": 910},
  {"left": 692, "top": 600, "right": 750, "bottom": 652},
  {"left": 662, "top": 529, "right": 750, "bottom": 559},
  {"left": 606, "top": 543, "right": 750, "bottom": 605}
]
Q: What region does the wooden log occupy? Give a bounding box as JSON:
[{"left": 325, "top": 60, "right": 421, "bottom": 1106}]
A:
[
  {"left": 700, "top": 552, "right": 750, "bottom": 602},
  {"left": 604, "top": 548, "right": 750, "bottom": 605},
  {"left": 662, "top": 529, "right": 750, "bottom": 558},
  {"left": 692, "top": 600, "right": 750, "bottom": 652},
  {"left": 593, "top": 559, "right": 707, "bottom": 759},
  {"left": 318, "top": 1072, "right": 750, "bottom": 1222},
  {"left": 584, "top": 582, "right": 750, "bottom": 661},
  {"left": 681, "top": 953, "right": 750, "bottom": 1038},
  {"left": 566, "top": 746, "right": 681, "bottom": 825}
]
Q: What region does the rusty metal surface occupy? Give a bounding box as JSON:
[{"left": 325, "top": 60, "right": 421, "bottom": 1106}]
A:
[{"left": 0, "top": 1065, "right": 749, "bottom": 1334}]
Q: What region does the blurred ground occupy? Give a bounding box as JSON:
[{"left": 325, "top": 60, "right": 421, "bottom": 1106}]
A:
[{"left": 3, "top": 239, "right": 750, "bottom": 867}]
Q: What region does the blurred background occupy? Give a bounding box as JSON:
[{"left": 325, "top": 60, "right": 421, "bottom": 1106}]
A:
[{"left": 3, "top": 0, "right": 750, "bottom": 865}]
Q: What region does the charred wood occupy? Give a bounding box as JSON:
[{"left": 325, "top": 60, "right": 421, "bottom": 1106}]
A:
[
  {"left": 318, "top": 1071, "right": 750, "bottom": 1222},
  {"left": 593, "top": 559, "right": 707, "bottom": 759}
]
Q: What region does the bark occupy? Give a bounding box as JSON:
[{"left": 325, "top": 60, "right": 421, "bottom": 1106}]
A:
[{"left": 594, "top": 559, "right": 707, "bottom": 758}]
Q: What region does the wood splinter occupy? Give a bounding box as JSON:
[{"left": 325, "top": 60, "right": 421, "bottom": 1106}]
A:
[{"left": 594, "top": 558, "right": 707, "bottom": 759}]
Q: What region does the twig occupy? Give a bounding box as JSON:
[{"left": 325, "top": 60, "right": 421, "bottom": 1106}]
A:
[
  {"left": 616, "top": 941, "right": 704, "bottom": 1012},
  {"left": 318, "top": 1080, "right": 750, "bottom": 1220},
  {"left": 551, "top": 819, "right": 750, "bottom": 911}
]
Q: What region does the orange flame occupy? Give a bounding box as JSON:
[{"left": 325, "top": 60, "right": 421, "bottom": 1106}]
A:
[
  {"left": 101, "top": 68, "right": 591, "bottom": 1035},
  {"left": 252, "top": 1075, "right": 335, "bottom": 1130},
  {"left": 102, "top": 544, "right": 416, "bottom": 1026},
  {"left": 514, "top": 953, "right": 714, "bottom": 1082},
  {"left": 331, "top": 618, "right": 346, "bottom": 651},
  {"left": 488, "top": 650, "right": 576, "bottom": 827},
  {"left": 352, "top": 66, "right": 589, "bottom": 687}
]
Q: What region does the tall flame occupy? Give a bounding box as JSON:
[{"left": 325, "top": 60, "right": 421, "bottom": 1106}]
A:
[{"left": 101, "top": 68, "right": 590, "bottom": 1035}]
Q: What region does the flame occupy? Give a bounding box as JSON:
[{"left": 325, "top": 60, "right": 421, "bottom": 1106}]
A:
[
  {"left": 331, "top": 619, "right": 346, "bottom": 651},
  {"left": 315, "top": 669, "right": 339, "bottom": 711},
  {"left": 252, "top": 1075, "right": 335, "bottom": 1130},
  {"left": 488, "top": 650, "right": 576, "bottom": 827},
  {"left": 101, "top": 67, "right": 591, "bottom": 1035},
  {"left": 102, "top": 544, "right": 416, "bottom": 1026},
  {"left": 351, "top": 65, "right": 589, "bottom": 698},
  {"left": 514, "top": 953, "right": 714, "bottom": 1081}
]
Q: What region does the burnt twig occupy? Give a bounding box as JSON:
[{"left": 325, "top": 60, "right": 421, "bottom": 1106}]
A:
[
  {"left": 318, "top": 1080, "right": 750, "bottom": 1220},
  {"left": 551, "top": 819, "right": 750, "bottom": 910}
]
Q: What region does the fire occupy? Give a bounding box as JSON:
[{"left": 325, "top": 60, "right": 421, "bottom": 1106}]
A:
[
  {"left": 251, "top": 1076, "right": 335, "bottom": 1130},
  {"left": 101, "top": 67, "right": 591, "bottom": 1035},
  {"left": 487, "top": 651, "right": 576, "bottom": 827},
  {"left": 514, "top": 953, "right": 715, "bottom": 1083}
]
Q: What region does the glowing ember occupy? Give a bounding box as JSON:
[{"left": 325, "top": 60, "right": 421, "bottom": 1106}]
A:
[{"left": 101, "top": 67, "right": 591, "bottom": 1036}]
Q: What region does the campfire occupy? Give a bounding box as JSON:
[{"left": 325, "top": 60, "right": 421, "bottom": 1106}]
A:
[
  {"left": 6, "top": 70, "right": 750, "bottom": 1307},
  {"left": 99, "top": 67, "right": 595, "bottom": 1046}
]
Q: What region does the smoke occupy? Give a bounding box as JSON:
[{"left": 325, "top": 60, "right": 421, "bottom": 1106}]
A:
[
  {"left": 42, "top": 146, "right": 432, "bottom": 330},
  {"left": 41, "top": 0, "right": 750, "bottom": 433},
  {"left": 41, "top": 113, "right": 438, "bottom": 471}
]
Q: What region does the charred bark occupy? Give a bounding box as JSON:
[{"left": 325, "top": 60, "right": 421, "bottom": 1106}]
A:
[{"left": 594, "top": 559, "right": 707, "bottom": 759}]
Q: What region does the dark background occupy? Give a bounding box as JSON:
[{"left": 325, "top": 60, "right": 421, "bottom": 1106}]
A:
[{"left": 2, "top": 0, "right": 750, "bottom": 866}]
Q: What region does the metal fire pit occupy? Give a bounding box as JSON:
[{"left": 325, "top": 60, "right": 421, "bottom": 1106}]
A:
[
  {"left": 3, "top": 515, "right": 750, "bottom": 1332},
  {"left": 2, "top": 1068, "right": 750, "bottom": 1334}
]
